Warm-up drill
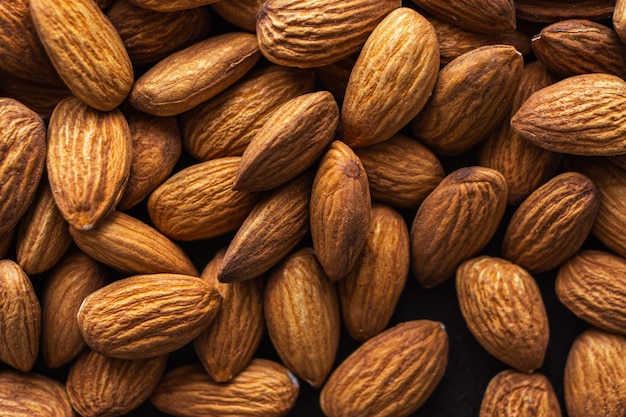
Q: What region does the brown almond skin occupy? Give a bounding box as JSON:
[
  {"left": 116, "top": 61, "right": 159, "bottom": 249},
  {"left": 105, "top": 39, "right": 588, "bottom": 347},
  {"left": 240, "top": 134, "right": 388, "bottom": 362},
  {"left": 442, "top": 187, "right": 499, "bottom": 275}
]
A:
[
  {"left": 257, "top": 0, "right": 400, "bottom": 68},
  {"left": 0, "top": 71, "right": 70, "bottom": 121},
  {"left": 310, "top": 141, "right": 371, "bottom": 281},
  {"left": 565, "top": 328, "right": 626, "bottom": 417},
  {"left": 41, "top": 249, "right": 107, "bottom": 368},
  {"left": 0, "top": 97, "right": 47, "bottom": 238},
  {"left": 148, "top": 157, "right": 260, "bottom": 241},
  {"left": 339, "top": 204, "right": 409, "bottom": 342},
  {"left": 0, "top": 370, "right": 74, "bottom": 417},
  {"left": 194, "top": 249, "right": 264, "bottom": 382},
  {"left": 411, "top": 45, "right": 523, "bottom": 156},
  {"left": 511, "top": 73, "right": 626, "bottom": 156},
  {"left": 47, "top": 97, "right": 132, "bottom": 231},
  {"left": 502, "top": 172, "right": 600, "bottom": 274},
  {"left": 410, "top": 166, "right": 508, "bottom": 288},
  {"left": 130, "top": 33, "right": 260, "bottom": 117},
  {"left": 219, "top": 173, "right": 312, "bottom": 283},
  {"left": 128, "top": 0, "right": 220, "bottom": 11},
  {"left": 180, "top": 65, "right": 316, "bottom": 161},
  {"left": 211, "top": 0, "right": 264, "bottom": 32},
  {"left": 77, "top": 274, "right": 222, "bottom": 360},
  {"left": 314, "top": 55, "right": 357, "bottom": 106},
  {"left": 0, "top": 260, "right": 40, "bottom": 372},
  {"left": 354, "top": 133, "right": 444, "bottom": 209},
  {"left": 30, "top": 0, "right": 133, "bottom": 111},
  {"left": 515, "top": 0, "right": 614, "bottom": 23},
  {"left": 480, "top": 370, "right": 562, "bottom": 417},
  {"left": 265, "top": 248, "right": 340, "bottom": 387},
  {"left": 457, "top": 257, "right": 550, "bottom": 372},
  {"left": 66, "top": 349, "right": 167, "bottom": 417},
  {"left": 341, "top": 8, "right": 440, "bottom": 148},
  {"left": 151, "top": 360, "right": 299, "bottom": 417},
  {"left": 320, "top": 320, "right": 448, "bottom": 417},
  {"left": 614, "top": 0, "right": 626, "bottom": 44}
]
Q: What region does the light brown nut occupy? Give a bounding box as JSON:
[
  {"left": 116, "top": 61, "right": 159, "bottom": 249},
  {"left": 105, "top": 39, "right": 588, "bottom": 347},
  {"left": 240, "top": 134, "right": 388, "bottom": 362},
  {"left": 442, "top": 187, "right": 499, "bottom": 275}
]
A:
[
  {"left": 128, "top": 0, "right": 220, "bottom": 11},
  {"left": 211, "top": 0, "right": 265, "bottom": 32},
  {"left": 457, "top": 256, "right": 550, "bottom": 372},
  {"left": 320, "top": 320, "right": 448, "bottom": 417},
  {"left": 0, "top": 370, "right": 74, "bottom": 417},
  {"left": 515, "top": 0, "right": 614, "bottom": 23}
]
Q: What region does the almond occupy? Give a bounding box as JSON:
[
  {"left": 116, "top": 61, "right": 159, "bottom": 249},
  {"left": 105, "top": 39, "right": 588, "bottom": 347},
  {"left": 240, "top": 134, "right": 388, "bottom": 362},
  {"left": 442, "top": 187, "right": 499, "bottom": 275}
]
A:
[
  {"left": 211, "top": 0, "right": 264, "bottom": 32},
  {"left": 515, "top": 0, "right": 614, "bottom": 23},
  {"left": 127, "top": 0, "right": 220, "bottom": 11},
  {"left": 0, "top": 370, "right": 74, "bottom": 416},
  {"left": 0, "top": 71, "right": 70, "bottom": 121},
  {"left": 614, "top": 0, "right": 626, "bottom": 44},
  {"left": 409, "top": 0, "right": 515, "bottom": 34}
]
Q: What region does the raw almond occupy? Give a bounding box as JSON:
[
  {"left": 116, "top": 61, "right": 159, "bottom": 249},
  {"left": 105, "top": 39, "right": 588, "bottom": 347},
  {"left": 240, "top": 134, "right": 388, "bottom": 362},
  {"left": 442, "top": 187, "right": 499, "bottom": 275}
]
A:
[
  {"left": 0, "top": 370, "right": 74, "bottom": 416},
  {"left": 515, "top": 0, "right": 614, "bottom": 22},
  {"left": 614, "top": 0, "right": 626, "bottom": 44},
  {"left": 409, "top": 0, "right": 515, "bottom": 34}
]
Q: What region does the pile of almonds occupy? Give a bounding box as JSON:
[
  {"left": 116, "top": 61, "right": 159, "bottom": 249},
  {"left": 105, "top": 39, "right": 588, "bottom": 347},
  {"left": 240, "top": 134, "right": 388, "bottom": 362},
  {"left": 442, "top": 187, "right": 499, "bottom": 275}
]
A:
[{"left": 2, "top": 0, "right": 626, "bottom": 416}]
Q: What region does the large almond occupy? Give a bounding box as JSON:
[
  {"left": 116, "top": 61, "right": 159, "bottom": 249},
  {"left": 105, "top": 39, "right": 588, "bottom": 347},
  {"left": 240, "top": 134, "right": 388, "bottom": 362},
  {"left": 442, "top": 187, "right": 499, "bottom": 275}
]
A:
[{"left": 0, "top": 370, "right": 74, "bottom": 416}]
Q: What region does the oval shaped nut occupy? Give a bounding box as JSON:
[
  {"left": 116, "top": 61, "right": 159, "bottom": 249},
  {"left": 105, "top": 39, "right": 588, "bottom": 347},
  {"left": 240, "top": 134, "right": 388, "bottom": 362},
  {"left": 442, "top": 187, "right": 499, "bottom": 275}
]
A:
[
  {"left": 342, "top": 8, "right": 439, "bottom": 148},
  {"left": 311, "top": 141, "right": 371, "bottom": 281},
  {"left": 512, "top": 73, "right": 626, "bottom": 156},
  {"left": 77, "top": 274, "right": 222, "bottom": 359},
  {"left": 0, "top": 370, "right": 74, "bottom": 417},
  {"left": 30, "top": 0, "right": 133, "bottom": 111},
  {"left": 234, "top": 91, "right": 339, "bottom": 192},
  {"left": 211, "top": 0, "right": 264, "bottom": 32},
  {"left": 565, "top": 328, "right": 626, "bottom": 417},
  {"left": 410, "top": 166, "right": 508, "bottom": 288},
  {"left": 480, "top": 369, "right": 562, "bottom": 417},
  {"left": 457, "top": 256, "right": 550, "bottom": 372},
  {"left": 502, "top": 172, "right": 600, "bottom": 274},
  {"left": 47, "top": 97, "right": 132, "bottom": 231},
  {"left": 321, "top": 320, "right": 448, "bottom": 417},
  {"left": 151, "top": 360, "right": 299, "bottom": 417},
  {"left": 0, "top": 98, "right": 46, "bottom": 238},
  {"left": 0, "top": 260, "right": 40, "bottom": 372},
  {"left": 516, "top": 0, "right": 614, "bottom": 23},
  {"left": 130, "top": 33, "right": 260, "bottom": 117},
  {"left": 128, "top": 0, "right": 220, "bottom": 11},
  {"left": 148, "top": 157, "right": 260, "bottom": 241},
  {"left": 257, "top": 0, "right": 400, "bottom": 68}
]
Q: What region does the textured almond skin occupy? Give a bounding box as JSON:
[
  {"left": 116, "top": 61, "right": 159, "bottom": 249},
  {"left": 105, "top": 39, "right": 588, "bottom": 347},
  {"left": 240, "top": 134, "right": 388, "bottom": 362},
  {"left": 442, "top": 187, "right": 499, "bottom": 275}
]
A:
[
  {"left": 219, "top": 173, "right": 312, "bottom": 283},
  {"left": 41, "top": 249, "right": 107, "bottom": 368},
  {"left": 502, "top": 172, "right": 600, "bottom": 274},
  {"left": 410, "top": 167, "right": 508, "bottom": 288},
  {"left": 265, "top": 248, "right": 340, "bottom": 387},
  {"left": 532, "top": 19, "right": 626, "bottom": 79},
  {"left": 46, "top": 97, "right": 132, "bottom": 231},
  {"left": 148, "top": 157, "right": 260, "bottom": 241},
  {"left": 77, "top": 274, "right": 222, "bottom": 359},
  {"left": 339, "top": 204, "right": 409, "bottom": 342},
  {"left": 211, "top": 0, "right": 264, "bottom": 32},
  {"left": 614, "top": 0, "right": 626, "bottom": 44},
  {"left": 130, "top": 33, "right": 260, "bottom": 117},
  {"left": 151, "top": 360, "right": 299, "bottom": 417},
  {"left": 410, "top": 0, "right": 515, "bottom": 34},
  {"left": 67, "top": 349, "right": 167, "bottom": 417},
  {"left": 0, "top": 370, "right": 74, "bottom": 416},
  {"left": 257, "top": 0, "right": 400, "bottom": 68},
  {"left": 564, "top": 328, "right": 626, "bottom": 417},
  {"left": 0, "top": 260, "right": 40, "bottom": 372},
  {"left": 0, "top": 98, "right": 47, "bottom": 238},
  {"left": 511, "top": 73, "right": 626, "bottom": 156},
  {"left": 310, "top": 141, "right": 371, "bottom": 281},
  {"left": 70, "top": 211, "right": 198, "bottom": 276},
  {"left": 411, "top": 45, "right": 523, "bottom": 156},
  {"left": 128, "top": 0, "right": 220, "bottom": 11},
  {"left": 354, "top": 134, "right": 444, "bottom": 209},
  {"left": 0, "top": 72, "right": 70, "bottom": 121},
  {"left": 457, "top": 257, "right": 550, "bottom": 372},
  {"left": 30, "top": 0, "right": 133, "bottom": 111},
  {"left": 515, "top": 0, "right": 614, "bottom": 23},
  {"left": 194, "top": 249, "right": 264, "bottom": 382},
  {"left": 478, "top": 61, "right": 561, "bottom": 206},
  {"left": 479, "top": 370, "right": 562, "bottom": 417},
  {"left": 180, "top": 65, "right": 316, "bottom": 161},
  {"left": 320, "top": 320, "right": 448, "bottom": 417},
  {"left": 234, "top": 91, "right": 339, "bottom": 192},
  {"left": 341, "top": 8, "right": 439, "bottom": 148}
]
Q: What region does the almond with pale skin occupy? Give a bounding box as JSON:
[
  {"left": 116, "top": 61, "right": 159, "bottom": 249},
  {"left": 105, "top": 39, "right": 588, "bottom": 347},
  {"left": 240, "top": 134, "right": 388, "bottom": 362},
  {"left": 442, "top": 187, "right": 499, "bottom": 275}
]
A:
[
  {"left": 409, "top": 0, "right": 515, "bottom": 34},
  {"left": 0, "top": 370, "right": 74, "bottom": 417},
  {"left": 320, "top": 320, "right": 448, "bottom": 417},
  {"left": 151, "top": 359, "right": 299, "bottom": 417},
  {"left": 77, "top": 274, "right": 222, "bottom": 360},
  {"left": 46, "top": 97, "right": 132, "bottom": 231},
  {"left": 515, "top": 0, "right": 614, "bottom": 22},
  {"left": 128, "top": 0, "right": 220, "bottom": 11},
  {"left": 30, "top": 0, "right": 133, "bottom": 111},
  {"left": 341, "top": 7, "right": 439, "bottom": 148},
  {"left": 457, "top": 256, "right": 550, "bottom": 372}
]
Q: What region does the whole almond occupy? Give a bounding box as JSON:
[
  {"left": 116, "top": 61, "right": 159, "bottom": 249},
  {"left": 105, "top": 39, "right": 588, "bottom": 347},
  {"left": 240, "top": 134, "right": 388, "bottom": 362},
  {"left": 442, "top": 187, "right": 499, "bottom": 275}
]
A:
[
  {"left": 151, "top": 360, "right": 299, "bottom": 417},
  {"left": 211, "top": 0, "right": 264, "bottom": 32},
  {"left": 502, "top": 172, "right": 600, "bottom": 273},
  {"left": 46, "top": 97, "right": 132, "bottom": 231},
  {"left": 515, "top": 0, "right": 614, "bottom": 23},
  {"left": 320, "top": 320, "right": 448, "bottom": 417},
  {"left": 128, "top": 0, "right": 220, "bottom": 11},
  {"left": 77, "top": 274, "right": 222, "bottom": 359},
  {"left": 410, "top": 166, "right": 508, "bottom": 288},
  {"left": 341, "top": 7, "right": 439, "bottom": 148},
  {"left": 409, "top": 0, "right": 515, "bottom": 34},
  {"left": 0, "top": 370, "right": 74, "bottom": 416},
  {"left": 30, "top": 0, "right": 133, "bottom": 111},
  {"left": 457, "top": 256, "right": 550, "bottom": 372}
]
